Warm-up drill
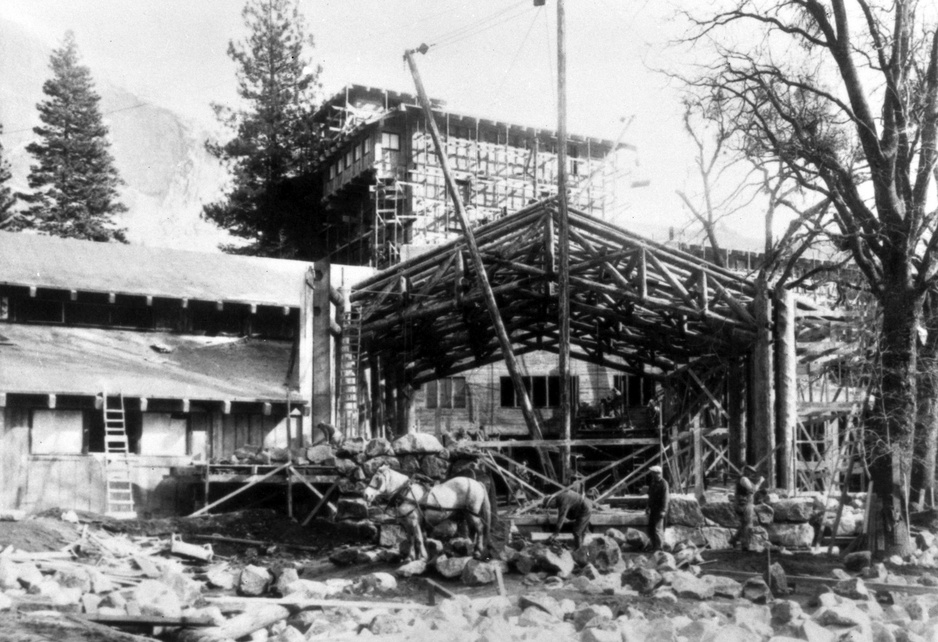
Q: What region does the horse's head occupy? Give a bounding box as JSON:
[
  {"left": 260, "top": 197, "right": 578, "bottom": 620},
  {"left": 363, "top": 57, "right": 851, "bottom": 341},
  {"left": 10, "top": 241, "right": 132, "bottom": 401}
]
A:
[{"left": 363, "top": 464, "right": 391, "bottom": 504}]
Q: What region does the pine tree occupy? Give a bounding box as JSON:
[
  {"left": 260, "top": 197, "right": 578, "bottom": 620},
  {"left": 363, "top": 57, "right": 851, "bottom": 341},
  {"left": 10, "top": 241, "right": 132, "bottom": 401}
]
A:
[
  {"left": 22, "top": 31, "right": 126, "bottom": 242},
  {"left": 0, "top": 122, "right": 16, "bottom": 228},
  {"left": 204, "top": 0, "right": 323, "bottom": 258}
]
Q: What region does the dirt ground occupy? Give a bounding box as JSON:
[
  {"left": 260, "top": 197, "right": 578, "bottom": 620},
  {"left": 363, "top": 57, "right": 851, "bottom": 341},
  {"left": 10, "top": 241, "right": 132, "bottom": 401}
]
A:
[{"left": 0, "top": 508, "right": 935, "bottom": 642}]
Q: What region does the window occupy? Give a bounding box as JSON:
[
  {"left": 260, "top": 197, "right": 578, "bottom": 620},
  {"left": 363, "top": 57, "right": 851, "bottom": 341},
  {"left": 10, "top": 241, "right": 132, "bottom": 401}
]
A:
[
  {"left": 18, "top": 298, "right": 64, "bottom": 324},
  {"left": 329, "top": 164, "right": 336, "bottom": 179},
  {"left": 426, "top": 377, "right": 467, "bottom": 409},
  {"left": 364, "top": 136, "right": 373, "bottom": 155},
  {"left": 0, "top": 296, "right": 8, "bottom": 320},
  {"left": 499, "top": 376, "right": 577, "bottom": 408},
  {"left": 381, "top": 132, "right": 401, "bottom": 151},
  {"left": 613, "top": 374, "right": 655, "bottom": 407},
  {"left": 344, "top": 150, "right": 353, "bottom": 169},
  {"left": 353, "top": 141, "right": 362, "bottom": 161}
]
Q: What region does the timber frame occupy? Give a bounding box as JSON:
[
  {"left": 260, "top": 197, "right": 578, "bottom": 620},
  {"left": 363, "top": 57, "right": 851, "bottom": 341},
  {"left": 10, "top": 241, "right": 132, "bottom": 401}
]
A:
[{"left": 343, "top": 198, "right": 842, "bottom": 490}]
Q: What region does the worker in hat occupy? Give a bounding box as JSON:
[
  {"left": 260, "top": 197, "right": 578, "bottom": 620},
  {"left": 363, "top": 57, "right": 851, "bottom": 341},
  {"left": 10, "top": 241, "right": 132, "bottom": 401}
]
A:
[
  {"left": 645, "top": 464, "right": 670, "bottom": 551},
  {"left": 729, "top": 464, "right": 765, "bottom": 551}
]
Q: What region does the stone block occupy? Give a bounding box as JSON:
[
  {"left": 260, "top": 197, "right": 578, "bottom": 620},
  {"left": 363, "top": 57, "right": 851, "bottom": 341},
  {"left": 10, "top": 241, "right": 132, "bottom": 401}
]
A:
[
  {"left": 534, "top": 546, "right": 575, "bottom": 578},
  {"left": 742, "top": 577, "right": 772, "bottom": 603},
  {"left": 766, "top": 523, "right": 814, "bottom": 548},
  {"left": 378, "top": 523, "right": 408, "bottom": 549},
  {"left": 392, "top": 432, "right": 444, "bottom": 455},
  {"left": 844, "top": 551, "right": 872, "bottom": 572},
  {"left": 361, "top": 455, "right": 401, "bottom": 477},
  {"left": 572, "top": 604, "right": 614, "bottom": 631},
  {"left": 702, "top": 574, "right": 743, "bottom": 598},
  {"left": 336, "top": 497, "right": 370, "bottom": 521},
  {"left": 768, "top": 562, "right": 790, "bottom": 596},
  {"left": 701, "top": 500, "right": 739, "bottom": 527},
  {"left": 834, "top": 577, "right": 871, "bottom": 600},
  {"left": 306, "top": 444, "right": 335, "bottom": 465},
  {"left": 399, "top": 454, "right": 421, "bottom": 475},
  {"left": 667, "top": 495, "right": 706, "bottom": 527},
  {"left": 421, "top": 454, "right": 450, "bottom": 479},
  {"left": 364, "top": 438, "right": 395, "bottom": 459},
  {"left": 771, "top": 498, "right": 816, "bottom": 522}
]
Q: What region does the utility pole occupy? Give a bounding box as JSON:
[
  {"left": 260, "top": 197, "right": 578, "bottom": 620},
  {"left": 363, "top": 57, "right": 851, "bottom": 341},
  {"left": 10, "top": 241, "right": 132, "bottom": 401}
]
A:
[{"left": 556, "top": 0, "right": 572, "bottom": 485}]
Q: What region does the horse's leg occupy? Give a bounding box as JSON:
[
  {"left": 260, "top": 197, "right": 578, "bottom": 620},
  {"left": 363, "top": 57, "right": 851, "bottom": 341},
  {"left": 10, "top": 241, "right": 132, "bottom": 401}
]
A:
[
  {"left": 412, "top": 515, "right": 429, "bottom": 561},
  {"left": 466, "top": 513, "right": 484, "bottom": 559}
]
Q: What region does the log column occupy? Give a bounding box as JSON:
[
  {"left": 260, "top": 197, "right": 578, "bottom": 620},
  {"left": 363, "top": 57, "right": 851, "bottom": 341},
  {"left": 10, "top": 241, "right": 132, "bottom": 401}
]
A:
[
  {"left": 775, "top": 286, "right": 797, "bottom": 492},
  {"left": 750, "top": 283, "right": 776, "bottom": 486},
  {"left": 309, "top": 261, "right": 333, "bottom": 429},
  {"left": 728, "top": 358, "right": 746, "bottom": 470}
]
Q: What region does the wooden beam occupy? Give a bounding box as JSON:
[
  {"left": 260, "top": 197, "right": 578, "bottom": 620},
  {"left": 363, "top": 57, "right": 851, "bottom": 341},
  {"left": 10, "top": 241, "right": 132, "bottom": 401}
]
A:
[
  {"left": 108, "top": 292, "right": 116, "bottom": 304},
  {"left": 473, "top": 437, "right": 659, "bottom": 448},
  {"left": 182, "top": 399, "right": 191, "bottom": 413},
  {"left": 139, "top": 398, "right": 148, "bottom": 413},
  {"left": 189, "top": 462, "right": 291, "bottom": 517},
  {"left": 222, "top": 400, "right": 232, "bottom": 415},
  {"left": 262, "top": 402, "right": 272, "bottom": 416},
  {"left": 776, "top": 285, "right": 797, "bottom": 493},
  {"left": 751, "top": 284, "right": 775, "bottom": 485},
  {"left": 48, "top": 394, "right": 56, "bottom": 409}
]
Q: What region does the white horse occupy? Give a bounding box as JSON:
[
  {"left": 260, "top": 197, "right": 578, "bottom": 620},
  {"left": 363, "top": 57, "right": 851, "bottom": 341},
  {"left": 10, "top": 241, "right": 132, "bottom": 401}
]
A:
[{"left": 363, "top": 465, "right": 491, "bottom": 561}]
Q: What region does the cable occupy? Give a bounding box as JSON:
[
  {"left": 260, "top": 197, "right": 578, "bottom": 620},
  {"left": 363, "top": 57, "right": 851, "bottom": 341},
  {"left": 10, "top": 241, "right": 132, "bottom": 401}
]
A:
[
  {"left": 427, "top": 1, "right": 527, "bottom": 47},
  {"left": 429, "top": 1, "right": 531, "bottom": 51},
  {"left": 489, "top": 7, "right": 543, "bottom": 114}
]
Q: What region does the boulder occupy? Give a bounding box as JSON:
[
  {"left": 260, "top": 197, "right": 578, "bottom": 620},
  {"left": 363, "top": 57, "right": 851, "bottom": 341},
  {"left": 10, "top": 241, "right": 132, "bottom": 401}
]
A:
[
  {"left": 624, "top": 528, "right": 651, "bottom": 551},
  {"left": 436, "top": 555, "right": 471, "bottom": 579},
  {"left": 701, "top": 501, "right": 739, "bottom": 527},
  {"left": 742, "top": 577, "right": 773, "bottom": 603},
  {"left": 700, "top": 526, "right": 735, "bottom": 550},
  {"left": 357, "top": 572, "right": 397, "bottom": 593},
  {"left": 275, "top": 568, "right": 300, "bottom": 596},
  {"left": 398, "top": 454, "right": 421, "bottom": 475},
  {"left": 733, "top": 605, "right": 774, "bottom": 639},
  {"left": 336, "top": 478, "right": 366, "bottom": 496},
  {"left": 766, "top": 523, "right": 814, "bottom": 548},
  {"left": 335, "top": 498, "right": 370, "bottom": 521},
  {"left": 361, "top": 455, "right": 401, "bottom": 477},
  {"left": 621, "top": 567, "right": 662, "bottom": 593},
  {"left": 133, "top": 580, "right": 182, "bottom": 618},
  {"left": 328, "top": 547, "right": 362, "bottom": 566},
  {"left": 844, "top": 551, "right": 873, "bottom": 573},
  {"left": 664, "top": 525, "right": 708, "bottom": 548},
  {"left": 572, "top": 535, "right": 622, "bottom": 572},
  {"left": 670, "top": 570, "right": 715, "bottom": 600},
  {"left": 834, "top": 577, "right": 871, "bottom": 600},
  {"left": 605, "top": 528, "right": 627, "bottom": 547},
  {"left": 533, "top": 545, "right": 575, "bottom": 578},
  {"left": 364, "top": 438, "right": 395, "bottom": 459},
  {"left": 768, "top": 562, "right": 790, "bottom": 596},
  {"left": 378, "top": 524, "right": 409, "bottom": 549},
  {"left": 421, "top": 455, "right": 451, "bottom": 480},
  {"left": 702, "top": 574, "right": 743, "bottom": 598},
  {"left": 396, "top": 559, "right": 427, "bottom": 577},
  {"left": 770, "top": 599, "right": 804, "bottom": 626},
  {"left": 572, "top": 604, "right": 614, "bottom": 631},
  {"left": 519, "top": 593, "right": 561, "bottom": 615},
  {"left": 238, "top": 565, "right": 271, "bottom": 596},
  {"left": 335, "top": 437, "right": 365, "bottom": 459},
  {"left": 306, "top": 445, "right": 335, "bottom": 465},
  {"left": 392, "top": 433, "right": 445, "bottom": 454},
  {"left": 461, "top": 559, "right": 498, "bottom": 586},
  {"left": 771, "top": 498, "right": 816, "bottom": 523},
  {"left": 667, "top": 495, "right": 706, "bottom": 527},
  {"left": 334, "top": 457, "right": 363, "bottom": 476}
]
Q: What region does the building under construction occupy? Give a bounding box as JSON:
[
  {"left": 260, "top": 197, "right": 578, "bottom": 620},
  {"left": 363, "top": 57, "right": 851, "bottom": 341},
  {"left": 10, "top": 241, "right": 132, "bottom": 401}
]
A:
[{"left": 0, "top": 85, "right": 864, "bottom": 521}]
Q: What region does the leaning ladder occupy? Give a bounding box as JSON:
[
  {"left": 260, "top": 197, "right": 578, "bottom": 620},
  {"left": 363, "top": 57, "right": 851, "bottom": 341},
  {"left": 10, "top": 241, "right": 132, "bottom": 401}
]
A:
[
  {"left": 102, "top": 392, "right": 136, "bottom": 518},
  {"left": 339, "top": 308, "right": 362, "bottom": 438}
]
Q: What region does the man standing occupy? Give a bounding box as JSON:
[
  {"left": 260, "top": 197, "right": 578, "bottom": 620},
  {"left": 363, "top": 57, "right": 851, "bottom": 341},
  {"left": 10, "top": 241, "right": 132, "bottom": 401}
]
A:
[
  {"left": 646, "top": 464, "right": 670, "bottom": 551},
  {"left": 546, "top": 489, "right": 593, "bottom": 549},
  {"left": 730, "top": 465, "right": 765, "bottom": 551}
]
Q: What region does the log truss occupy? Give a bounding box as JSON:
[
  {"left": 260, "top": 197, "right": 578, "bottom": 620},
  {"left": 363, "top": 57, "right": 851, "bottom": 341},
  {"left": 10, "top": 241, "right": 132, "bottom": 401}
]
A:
[{"left": 350, "top": 198, "right": 764, "bottom": 386}]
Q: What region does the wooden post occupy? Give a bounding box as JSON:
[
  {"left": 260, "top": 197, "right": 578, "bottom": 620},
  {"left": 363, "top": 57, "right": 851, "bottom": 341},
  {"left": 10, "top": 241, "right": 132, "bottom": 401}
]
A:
[
  {"left": 310, "top": 262, "right": 333, "bottom": 429},
  {"left": 556, "top": 0, "right": 572, "bottom": 485},
  {"left": 751, "top": 283, "right": 776, "bottom": 486},
  {"left": 693, "top": 413, "right": 704, "bottom": 497},
  {"left": 404, "top": 48, "right": 555, "bottom": 478},
  {"left": 728, "top": 358, "right": 746, "bottom": 470},
  {"left": 775, "top": 285, "right": 797, "bottom": 492},
  {"left": 369, "top": 356, "right": 384, "bottom": 439}
]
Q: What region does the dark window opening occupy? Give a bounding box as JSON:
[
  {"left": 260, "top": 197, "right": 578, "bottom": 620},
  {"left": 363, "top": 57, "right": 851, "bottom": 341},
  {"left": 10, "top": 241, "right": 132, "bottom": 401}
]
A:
[
  {"left": 426, "top": 377, "right": 467, "bottom": 409},
  {"left": 500, "top": 375, "right": 576, "bottom": 408}
]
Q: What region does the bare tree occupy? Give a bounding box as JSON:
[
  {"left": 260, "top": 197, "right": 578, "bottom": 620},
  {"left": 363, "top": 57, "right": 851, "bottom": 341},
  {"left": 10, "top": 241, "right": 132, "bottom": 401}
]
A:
[{"left": 679, "top": 0, "right": 938, "bottom": 555}]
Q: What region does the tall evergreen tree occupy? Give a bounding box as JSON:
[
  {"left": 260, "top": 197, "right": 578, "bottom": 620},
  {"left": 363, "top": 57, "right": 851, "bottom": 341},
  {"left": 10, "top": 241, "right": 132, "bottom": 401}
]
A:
[
  {"left": 0, "top": 122, "right": 16, "bottom": 228},
  {"left": 21, "top": 31, "right": 126, "bottom": 242},
  {"left": 204, "top": 0, "right": 323, "bottom": 258}
]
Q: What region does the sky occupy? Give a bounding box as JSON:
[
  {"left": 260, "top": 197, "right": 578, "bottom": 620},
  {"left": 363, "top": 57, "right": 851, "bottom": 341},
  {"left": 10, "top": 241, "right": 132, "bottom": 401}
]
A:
[{"left": 0, "top": 0, "right": 754, "bottom": 243}]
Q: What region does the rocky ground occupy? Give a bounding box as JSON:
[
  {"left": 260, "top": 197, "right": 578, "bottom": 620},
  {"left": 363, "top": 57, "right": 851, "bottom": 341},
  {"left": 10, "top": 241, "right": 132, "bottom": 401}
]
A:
[{"left": 2, "top": 505, "right": 938, "bottom": 642}]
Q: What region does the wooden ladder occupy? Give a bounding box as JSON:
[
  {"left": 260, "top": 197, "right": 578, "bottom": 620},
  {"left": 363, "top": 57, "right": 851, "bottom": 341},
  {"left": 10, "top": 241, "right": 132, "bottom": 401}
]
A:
[
  {"left": 103, "top": 392, "right": 136, "bottom": 519},
  {"left": 339, "top": 309, "right": 361, "bottom": 438}
]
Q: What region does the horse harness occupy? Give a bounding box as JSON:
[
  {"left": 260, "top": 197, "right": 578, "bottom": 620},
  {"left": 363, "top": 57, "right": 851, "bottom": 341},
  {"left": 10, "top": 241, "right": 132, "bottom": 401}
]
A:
[{"left": 378, "top": 477, "right": 484, "bottom": 519}]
